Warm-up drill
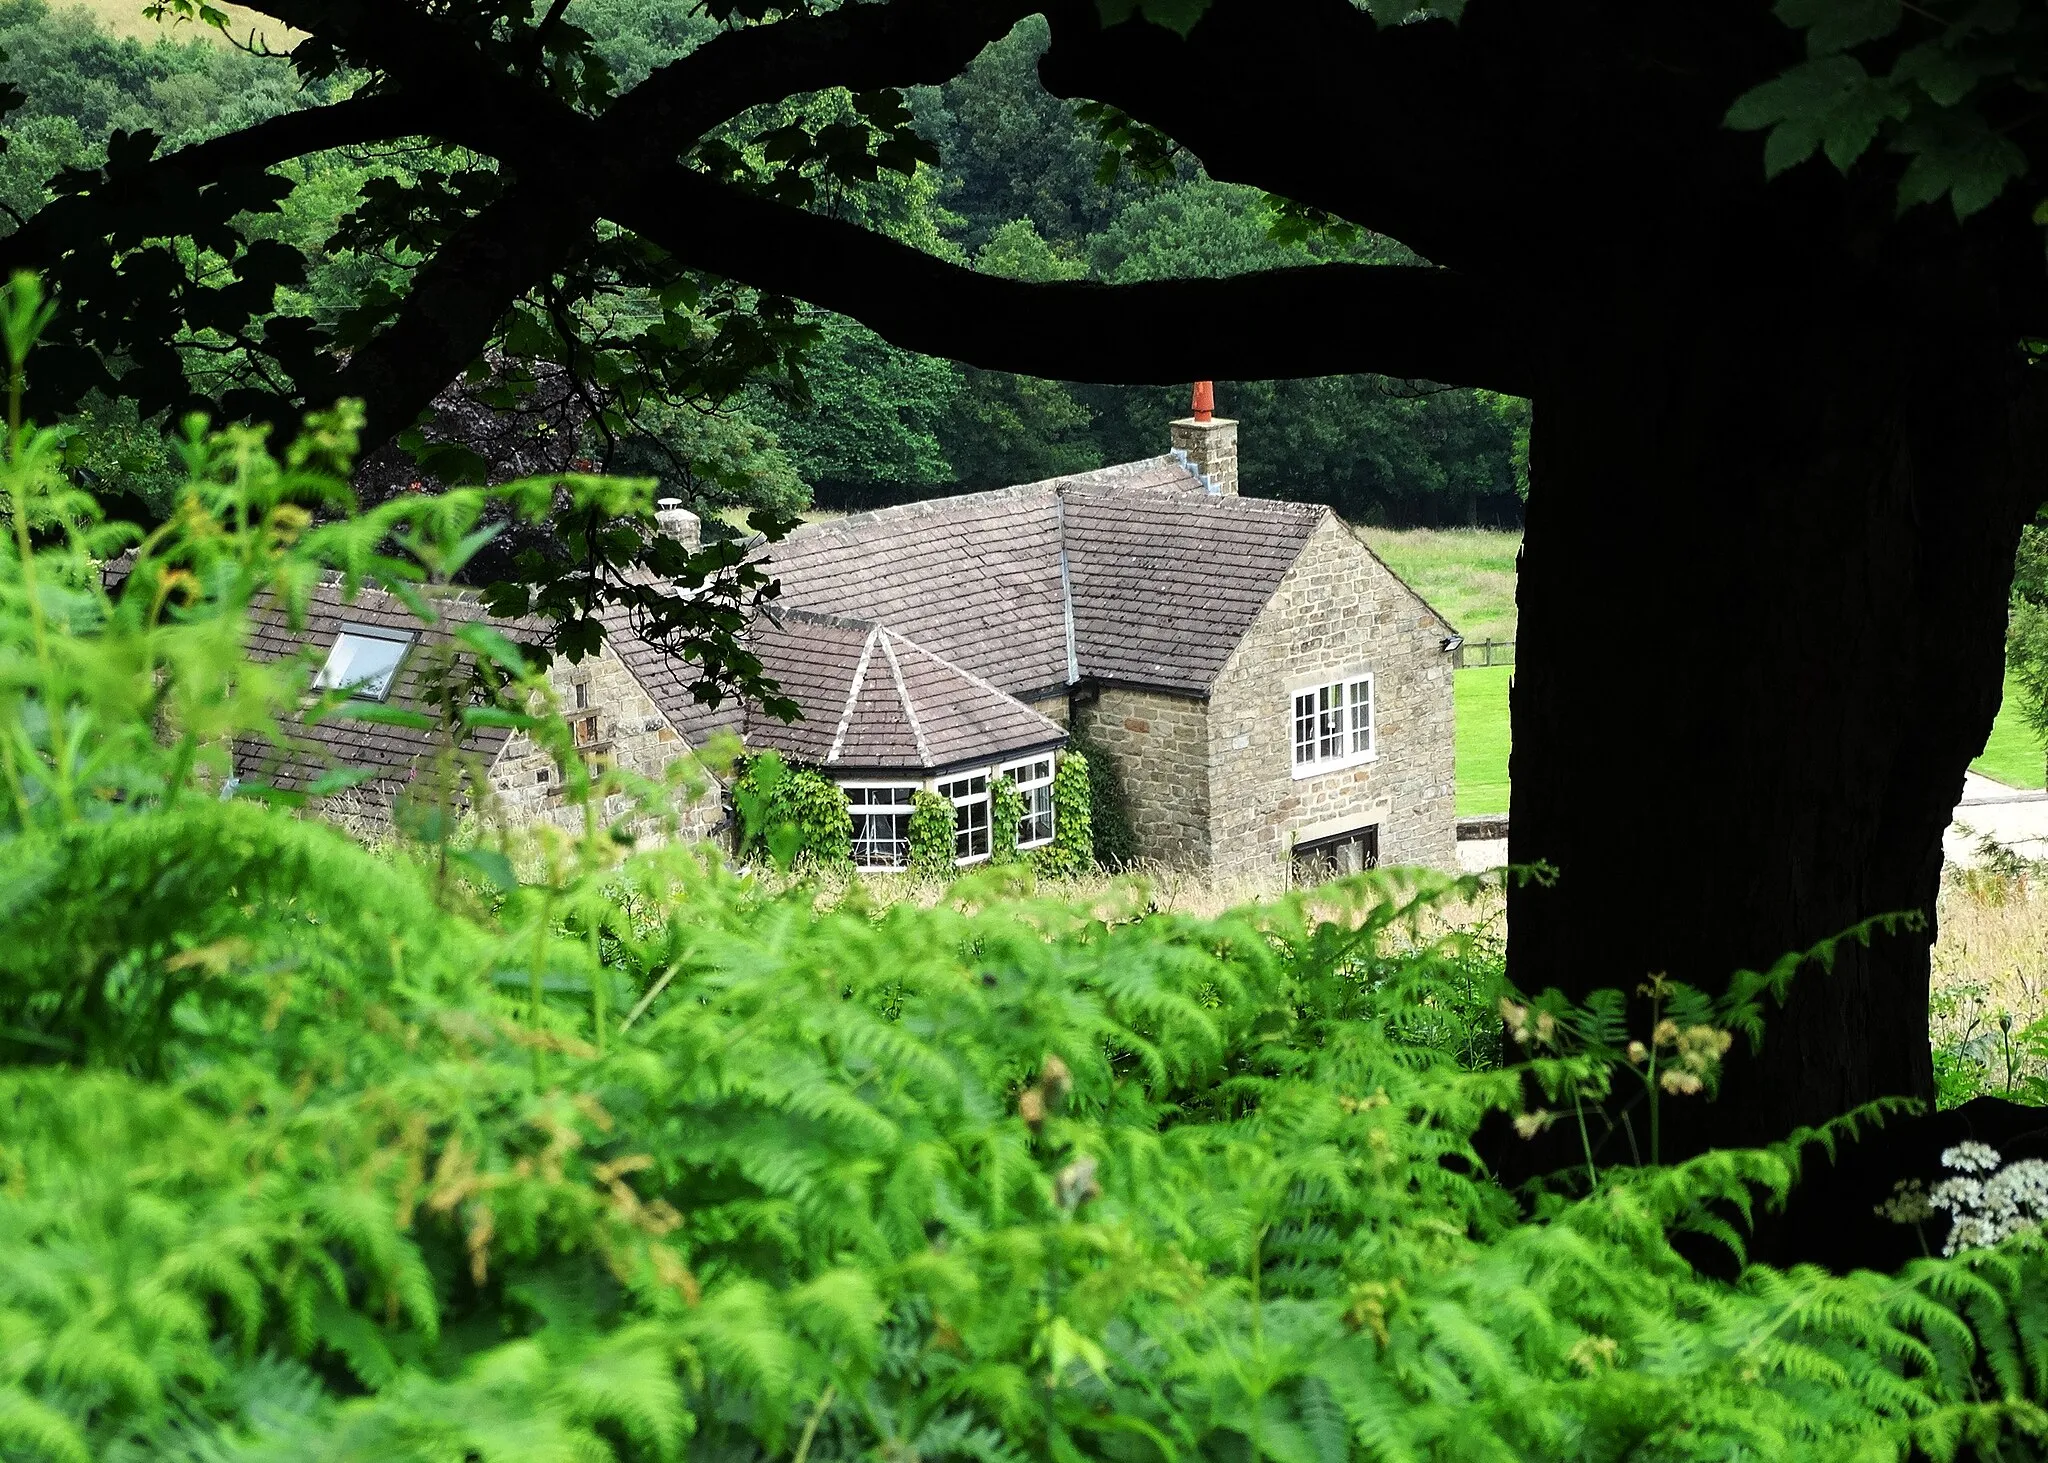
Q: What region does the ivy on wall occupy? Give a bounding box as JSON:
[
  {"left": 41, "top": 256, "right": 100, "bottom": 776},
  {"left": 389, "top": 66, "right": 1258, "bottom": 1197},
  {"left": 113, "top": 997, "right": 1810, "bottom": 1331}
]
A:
[
  {"left": 990, "top": 774, "right": 1025, "bottom": 863},
  {"left": 1059, "top": 733, "right": 1135, "bottom": 870},
  {"left": 732, "top": 754, "right": 852, "bottom": 868},
  {"left": 1029, "top": 752, "right": 1094, "bottom": 878},
  {"left": 908, "top": 789, "right": 956, "bottom": 878}
]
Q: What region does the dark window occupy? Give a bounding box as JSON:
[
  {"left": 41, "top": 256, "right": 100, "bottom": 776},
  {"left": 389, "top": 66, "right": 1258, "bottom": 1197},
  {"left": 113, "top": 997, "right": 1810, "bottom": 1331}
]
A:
[
  {"left": 845, "top": 785, "right": 916, "bottom": 869},
  {"left": 938, "top": 773, "right": 990, "bottom": 861},
  {"left": 1292, "top": 825, "right": 1380, "bottom": 884}
]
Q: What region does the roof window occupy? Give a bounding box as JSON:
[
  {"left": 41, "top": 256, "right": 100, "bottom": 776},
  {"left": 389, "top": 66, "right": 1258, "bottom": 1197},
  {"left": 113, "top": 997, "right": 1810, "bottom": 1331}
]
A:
[{"left": 314, "top": 625, "right": 415, "bottom": 701}]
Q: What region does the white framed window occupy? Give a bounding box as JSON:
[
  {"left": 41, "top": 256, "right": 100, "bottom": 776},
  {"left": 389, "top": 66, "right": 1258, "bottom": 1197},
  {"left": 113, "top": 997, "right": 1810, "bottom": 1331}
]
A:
[
  {"left": 1291, "top": 673, "right": 1374, "bottom": 777},
  {"left": 1002, "top": 756, "right": 1056, "bottom": 849},
  {"left": 844, "top": 784, "right": 916, "bottom": 870},
  {"left": 314, "top": 625, "right": 415, "bottom": 701},
  {"left": 937, "top": 771, "right": 991, "bottom": 863}
]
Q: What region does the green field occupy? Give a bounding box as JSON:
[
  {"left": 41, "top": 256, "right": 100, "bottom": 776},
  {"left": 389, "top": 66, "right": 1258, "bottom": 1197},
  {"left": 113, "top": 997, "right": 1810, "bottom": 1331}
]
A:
[
  {"left": 1976, "top": 669, "right": 2046, "bottom": 789},
  {"left": 69, "top": 0, "right": 296, "bottom": 44},
  {"left": 1360, "top": 526, "right": 1521, "bottom": 643},
  {"left": 1455, "top": 664, "right": 1511, "bottom": 815},
  {"left": 1400, "top": 527, "right": 2048, "bottom": 806}
]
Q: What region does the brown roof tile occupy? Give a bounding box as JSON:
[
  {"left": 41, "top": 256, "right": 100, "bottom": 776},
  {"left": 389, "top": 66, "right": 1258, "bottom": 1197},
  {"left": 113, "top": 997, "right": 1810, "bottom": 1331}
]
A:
[{"left": 755, "top": 459, "right": 1328, "bottom": 698}]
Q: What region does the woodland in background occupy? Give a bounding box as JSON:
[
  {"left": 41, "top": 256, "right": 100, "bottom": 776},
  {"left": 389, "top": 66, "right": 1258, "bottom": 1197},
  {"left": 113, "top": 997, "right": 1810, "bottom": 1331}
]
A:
[{"left": 0, "top": 1, "right": 1528, "bottom": 526}]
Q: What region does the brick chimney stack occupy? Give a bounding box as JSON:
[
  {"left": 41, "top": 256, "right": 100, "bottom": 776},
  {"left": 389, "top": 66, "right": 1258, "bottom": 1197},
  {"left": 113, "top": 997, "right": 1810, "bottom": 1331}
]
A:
[
  {"left": 1168, "top": 381, "right": 1238, "bottom": 495},
  {"left": 655, "top": 497, "right": 701, "bottom": 549}
]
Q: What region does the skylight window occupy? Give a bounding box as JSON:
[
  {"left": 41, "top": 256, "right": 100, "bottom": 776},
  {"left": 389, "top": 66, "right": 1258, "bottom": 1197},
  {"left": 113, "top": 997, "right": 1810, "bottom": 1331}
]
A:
[{"left": 314, "top": 626, "right": 415, "bottom": 701}]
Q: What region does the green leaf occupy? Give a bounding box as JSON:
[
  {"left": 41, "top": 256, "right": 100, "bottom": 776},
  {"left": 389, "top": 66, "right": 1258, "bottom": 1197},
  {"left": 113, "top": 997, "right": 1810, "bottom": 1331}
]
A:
[
  {"left": 1776, "top": 0, "right": 1902, "bottom": 56},
  {"left": 306, "top": 766, "right": 378, "bottom": 797},
  {"left": 455, "top": 622, "right": 535, "bottom": 677},
  {"left": 1095, "top": 0, "right": 1211, "bottom": 34},
  {"left": 1726, "top": 56, "right": 1904, "bottom": 176},
  {"left": 451, "top": 846, "right": 518, "bottom": 892}
]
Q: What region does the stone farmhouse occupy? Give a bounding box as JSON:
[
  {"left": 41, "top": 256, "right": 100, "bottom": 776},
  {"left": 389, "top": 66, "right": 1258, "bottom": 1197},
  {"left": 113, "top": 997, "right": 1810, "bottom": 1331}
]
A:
[{"left": 237, "top": 393, "right": 1460, "bottom": 881}]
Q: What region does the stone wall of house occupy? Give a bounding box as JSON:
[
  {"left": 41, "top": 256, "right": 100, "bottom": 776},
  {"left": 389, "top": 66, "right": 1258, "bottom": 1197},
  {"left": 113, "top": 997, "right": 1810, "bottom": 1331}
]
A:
[
  {"left": 1071, "top": 686, "right": 1210, "bottom": 866},
  {"left": 1206, "top": 517, "right": 1457, "bottom": 883},
  {"left": 1024, "top": 691, "right": 1070, "bottom": 727},
  {"left": 490, "top": 644, "right": 723, "bottom": 841}
]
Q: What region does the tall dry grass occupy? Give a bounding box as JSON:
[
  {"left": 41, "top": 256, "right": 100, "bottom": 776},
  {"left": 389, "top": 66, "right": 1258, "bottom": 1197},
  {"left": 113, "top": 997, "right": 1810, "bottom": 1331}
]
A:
[{"left": 1931, "top": 864, "right": 2048, "bottom": 1097}]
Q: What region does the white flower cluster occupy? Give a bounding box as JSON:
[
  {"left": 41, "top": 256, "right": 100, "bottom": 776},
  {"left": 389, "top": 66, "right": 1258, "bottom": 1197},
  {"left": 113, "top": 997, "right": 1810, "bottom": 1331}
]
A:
[{"left": 1929, "top": 1143, "right": 2048, "bottom": 1255}]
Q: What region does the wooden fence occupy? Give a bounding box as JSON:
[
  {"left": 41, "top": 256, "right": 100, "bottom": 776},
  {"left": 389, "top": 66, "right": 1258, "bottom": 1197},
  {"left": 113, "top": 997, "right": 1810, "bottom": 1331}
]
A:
[{"left": 1452, "top": 638, "right": 1515, "bottom": 669}]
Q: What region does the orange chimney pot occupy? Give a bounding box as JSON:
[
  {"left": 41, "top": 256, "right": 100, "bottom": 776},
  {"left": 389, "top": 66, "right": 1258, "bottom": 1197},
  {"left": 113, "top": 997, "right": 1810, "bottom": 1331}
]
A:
[{"left": 1191, "top": 380, "right": 1214, "bottom": 423}]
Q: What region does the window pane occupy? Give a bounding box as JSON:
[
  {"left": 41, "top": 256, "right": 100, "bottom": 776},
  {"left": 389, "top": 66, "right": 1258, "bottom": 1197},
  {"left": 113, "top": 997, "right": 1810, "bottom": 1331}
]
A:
[
  {"left": 1294, "top": 693, "right": 1316, "bottom": 764},
  {"left": 1319, "top": 682, "right": 1344, "bottom": 760},
  {"left": 315, "top": 631, "right": 412, "bottom": 700},
  {"left": 1350, "top": 678, "right": 1373, "bottom": 754},
  {"left": 1019, "top": 782, "right": 1055, "bottom": 846}
]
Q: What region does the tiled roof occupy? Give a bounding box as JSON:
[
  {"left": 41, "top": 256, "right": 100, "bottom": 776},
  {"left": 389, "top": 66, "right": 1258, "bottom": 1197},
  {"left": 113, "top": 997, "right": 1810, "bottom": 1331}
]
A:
[
  {"left": 1064, "top": 488, "right": 1326, "bottom": 690},
  {"left": 759, "top": 458, "right": 1329, "bottom": 698},
  {"left": 754, "top": 485, "right": 1071, "bottom": 697},
  {"left": 235, "top": 579, "right": 523, "bottom": 814},
  {"left": 611, "top": 607, "right": 1064, "bottom": 775}
]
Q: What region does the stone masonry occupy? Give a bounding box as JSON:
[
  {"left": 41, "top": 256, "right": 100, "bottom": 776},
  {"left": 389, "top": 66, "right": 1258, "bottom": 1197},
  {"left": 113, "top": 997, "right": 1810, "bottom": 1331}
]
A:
[
  {"left": 1071, "top": 686, "right": 1211, "bottom": 866},
  {"left": 1204, "top": 518, "right": 1457, "bottom": 882},
  {"left": 1168, "top": 415, "right": 1239, "bottom": 497},
  {"left": 490, "top": 643, "right": 723, "bottom": 840}
]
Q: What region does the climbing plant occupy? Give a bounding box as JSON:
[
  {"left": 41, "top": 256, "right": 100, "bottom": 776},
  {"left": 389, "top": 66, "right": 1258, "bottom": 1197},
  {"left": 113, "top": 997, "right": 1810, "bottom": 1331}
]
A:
[
  {"left": 732, "top": 753, "right": 852, "bottom": 868},
  {"left": 1062, "top": 731, "right": 1136, "bottom": 870},
  {"left": 990, "top": 773, "right": 1025, "bottom": 863},
  {"left": 907, "top": 786, "right": 955, "bottom": 878},
  {"left": 1030, "top": 751, "right": 1095, "bottom": 878}
]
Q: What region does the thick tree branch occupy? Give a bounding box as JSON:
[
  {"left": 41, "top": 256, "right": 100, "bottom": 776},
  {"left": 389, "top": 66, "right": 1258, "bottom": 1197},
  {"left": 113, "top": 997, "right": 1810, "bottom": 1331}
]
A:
[
  {"left": 610, "top": 170, "right": 1533, "bottom": 393},
  {"left": 1036, "top": 0, "right": 1529, "bottom": 274},
  {"left": 0, "top": 94, "right": 424, "bottom": 277},
  {"left": 605, "top": 0, "right": 1048, "bottom": 146},
  {"left": 337, "top": 189, "right": 601, "bottom": 449}
]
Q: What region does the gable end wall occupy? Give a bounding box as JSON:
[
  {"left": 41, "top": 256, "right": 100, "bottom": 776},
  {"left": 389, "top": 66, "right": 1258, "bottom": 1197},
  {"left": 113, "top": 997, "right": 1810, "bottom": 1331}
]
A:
[
  {"left": 489, "top": 645, "right": 724, "bottom": 840},
  {"left": 1205, "top": 517, "right": 1457, "bottom": 881}
]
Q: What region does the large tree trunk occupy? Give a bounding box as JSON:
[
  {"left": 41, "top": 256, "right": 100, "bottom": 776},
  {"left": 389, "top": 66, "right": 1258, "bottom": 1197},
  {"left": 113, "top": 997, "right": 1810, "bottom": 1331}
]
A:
[{"left": 1508, "top": 303, "right": 2048, "bottom": 1161}]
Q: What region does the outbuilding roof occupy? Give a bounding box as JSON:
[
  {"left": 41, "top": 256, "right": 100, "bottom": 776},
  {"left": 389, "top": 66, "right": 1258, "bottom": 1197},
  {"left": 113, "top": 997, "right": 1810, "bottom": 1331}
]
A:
[
  {"left": 759, "top": 456, "right": 1330, "bottom": 698},
  {"left": 235, "top": 578, "right": 519, "bottom": 816}
]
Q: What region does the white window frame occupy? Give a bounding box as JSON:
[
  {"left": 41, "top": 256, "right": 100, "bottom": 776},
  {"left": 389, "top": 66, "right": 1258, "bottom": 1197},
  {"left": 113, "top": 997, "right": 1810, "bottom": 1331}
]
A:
[
  {"left": 313, "top": 624, "right": 416, "bottom": 702},
  {"left": 1290, "top": 672, "right": 1375, "bottom": 779},
  {"left": 1001, "top": 755, "right": 1057, "bottom": 850},
  {"left": 936, "top": 770, "right": 992, "bottom": 865},
  {"left": 841, "top": 782, "right": 918, "bottom": 871}
]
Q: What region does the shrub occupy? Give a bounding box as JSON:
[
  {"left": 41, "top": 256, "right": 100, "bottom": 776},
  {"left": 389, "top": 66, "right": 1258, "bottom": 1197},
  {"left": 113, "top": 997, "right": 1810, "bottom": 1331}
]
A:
[
  {"left": 990, "top": 772, "right": 1025, "bottom": 862},
  {"left": 907, "top": 786, "right": 954, "bottom": 877},
  {"left": 1065, "top": 727, "right": 1138, "bottom": 868},
  {"left": 1030, "top": 750, "right": 1093, "bottom": 878},
  {"left": 733, "top": 753, "right": 852, "bottom": 868}
]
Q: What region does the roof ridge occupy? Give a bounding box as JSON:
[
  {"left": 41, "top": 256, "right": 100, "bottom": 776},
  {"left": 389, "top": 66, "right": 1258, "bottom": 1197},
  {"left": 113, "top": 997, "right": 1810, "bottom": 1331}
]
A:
[
  {"left": 886, "top": 626, "right": 1064, "bottom": 739},
  {"left": 824, "top": 626, "right": 883, "bottom": 765},
  {"left": 780, "top": 481, "right": 1061, "bottom": 543},
  {"left": 774, "top": 604, "right": 878, "bottom": 633},
  {"left": 876, "top": 631, "right": 932, "bottom": 767}
]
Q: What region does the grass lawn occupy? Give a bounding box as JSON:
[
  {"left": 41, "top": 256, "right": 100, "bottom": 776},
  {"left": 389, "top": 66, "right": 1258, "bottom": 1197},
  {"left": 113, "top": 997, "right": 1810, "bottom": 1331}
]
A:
[
  {"left": 1975, "top": 669, "right": 2046, "bottom": 789},
  {"left": 1359, "top": 526, "right": 1522, "bottom": 643},
  {"left": 1455, "top": 665, "right": 1512, "bottom": 816}
]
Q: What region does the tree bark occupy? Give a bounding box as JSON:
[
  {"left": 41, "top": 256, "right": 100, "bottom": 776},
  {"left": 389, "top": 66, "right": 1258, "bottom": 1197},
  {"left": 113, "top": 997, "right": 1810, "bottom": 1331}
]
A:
[{"left": 1509, "top": 298, "right": 2048, "bottom": 1156}]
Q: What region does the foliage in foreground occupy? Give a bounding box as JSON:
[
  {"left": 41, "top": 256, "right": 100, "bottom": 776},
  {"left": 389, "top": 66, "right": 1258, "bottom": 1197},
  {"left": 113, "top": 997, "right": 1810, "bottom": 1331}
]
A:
[{"left": 8, "top": 315, "right": 2048, "bottom": 1461}]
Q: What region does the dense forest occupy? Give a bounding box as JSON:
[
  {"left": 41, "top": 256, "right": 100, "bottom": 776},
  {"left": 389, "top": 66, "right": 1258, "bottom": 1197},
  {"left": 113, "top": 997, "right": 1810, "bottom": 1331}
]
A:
[{"left": 0, "top": 1, "right": 1528, "bottom": 525}]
